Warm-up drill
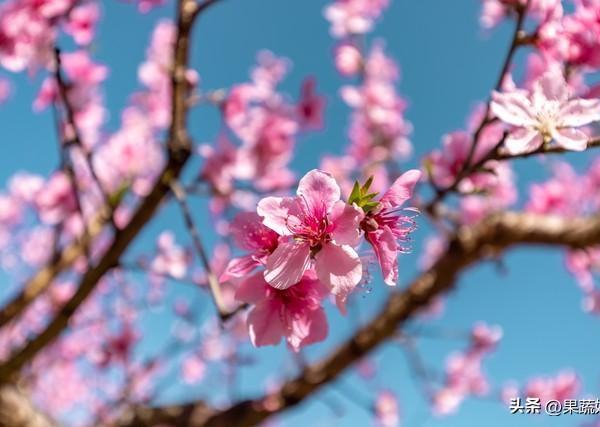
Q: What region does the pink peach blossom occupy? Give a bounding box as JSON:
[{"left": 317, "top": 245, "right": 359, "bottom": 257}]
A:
[
  {"left": 334, "top": 42, "right": 362, "bottom": 76},
  {"left": 362, "top": 169, "right": 421, "bottom": 286},
  {"left": 491, "top": 70, "right": 600, "bottom": 154},
  {"left": 235, "top": 271, "right": 328, "bottom": 351},
  {"left": 222, "top": 211, "right": 279, "bottom": 280},
  {"left": 151, "top": 232, "right": 190, "bottom": 280},
  {"left": 63, "top": 2, "right": 100, "bottom": 46},
  {"left": 374, "top": 390, "right": 400, "bottom": 427},
  {"left": 324, "top": 0, "right": 389, "bottom": 38},
  {"left": 258, "top": 169, "right": 364, "bottom": 306}
]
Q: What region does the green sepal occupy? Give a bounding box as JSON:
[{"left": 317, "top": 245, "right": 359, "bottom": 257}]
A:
[{"left": 347, "top": 176, "right": 381, "bottom": 212}]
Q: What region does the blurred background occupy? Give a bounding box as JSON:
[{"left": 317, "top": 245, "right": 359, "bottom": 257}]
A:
[{"left": 0, "top": 1, "right": 597, "bottom": 426}]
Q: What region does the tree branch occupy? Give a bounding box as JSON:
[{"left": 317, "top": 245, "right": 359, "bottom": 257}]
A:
[
  {"left": 0, "top": 0, "right": 213, "bottom": 382},
  {"left": 115, "top": 211, "right": 600, "bottom": 427},
  {"left": 0, "top": 384, "right": 57, "bottom": 427},
  {"left": 170, "top": 179, "right": 228, "bottom": 318},
  {"left": 53, "top": 47, "right": 112, "bottom": 210}
]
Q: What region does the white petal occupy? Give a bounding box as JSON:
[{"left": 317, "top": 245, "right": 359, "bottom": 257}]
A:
[
  {"left": 551, "top": 128, "right": 588, "bottom": 151},
  {"left": 534, "top": 70, "right": 569, "bottom": 103},
  {"left": 490, "top": 91, "right": 536, "bottom": 127},
  {"left": 558, "top": 98, "right": 600, "bottom": 127},
  {"left": 504, "top": 128, "right": 543, "bottom": 155}
]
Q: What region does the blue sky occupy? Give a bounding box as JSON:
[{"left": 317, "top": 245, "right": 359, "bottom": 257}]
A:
[{"left": 1, "top": 1, "right": 598, "bottom": 426}]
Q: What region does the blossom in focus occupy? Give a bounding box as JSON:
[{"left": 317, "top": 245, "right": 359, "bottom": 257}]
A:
[
  {"left": 221, "top": 211, "right": 279, "bottom": 281},
  {"left": 257, "top": 169, "right": 364, "bottom": 307},
  {"left": 235, "top": 271, "right": 328, "bottom": 351},
  {"left": 491, "top": 70, "right": 600, "bottom": 154},
  {"left": 357, "top": 169, "right": 421, "bottom": 286}
]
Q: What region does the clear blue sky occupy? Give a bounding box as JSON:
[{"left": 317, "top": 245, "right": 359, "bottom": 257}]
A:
[{"left": 1, "top": 1, "right": 598, "bottom": 426}]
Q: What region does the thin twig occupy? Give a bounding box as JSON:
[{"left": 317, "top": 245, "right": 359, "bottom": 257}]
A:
[
  {"left": 53, "top": 48, "right": 115, "bottom": 217},
  {"left": 170, "top": 179, "right": 228, "bottom": 319},
  {"left": 427, "top": 1, "right": 531, "bottom": 213}
]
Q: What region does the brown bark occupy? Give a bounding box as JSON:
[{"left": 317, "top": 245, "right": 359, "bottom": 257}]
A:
[{"left": 0, "top": 385, "right": 56, "bottom": 427}]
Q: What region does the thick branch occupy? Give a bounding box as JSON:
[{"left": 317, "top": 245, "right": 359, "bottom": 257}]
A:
[
  {"left": 0, "top": 385, "right": 57, "bottom": 427},
  {"left": 117, "top": 212, "right": 600, "bottom": 427}
]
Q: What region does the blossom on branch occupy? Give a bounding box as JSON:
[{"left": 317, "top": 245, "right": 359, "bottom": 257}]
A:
[
  {"left": 491, "top": 70, "right": 600, "bottom": 154},
  {"left": 358, "top": 169, "right": 421, "bottom": 286},
  {"left": 235, "top": 271, "right": 328, "bottom": 351},
  {"left": 257, "top": 169, "right": 364, "bottom": 306}
]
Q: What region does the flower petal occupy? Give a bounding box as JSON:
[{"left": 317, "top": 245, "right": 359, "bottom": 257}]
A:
[
  {"left": 247, "top": 301, "right": 283, "bottom": 347},
  {"left": 330, "top": 200, "right": 364, "bottom": 246},
  {"left": 490, "top": 91, "right": 536, "bottom": 127},
  {"left": 264, "top": 240, "right": 311, "bottom": 290},
  {"left": 558, "top": 98, "right": 600, "bottom": 128},
  {"left": 380, "top": 169, "right": 422, "bottom": 207},
  {"left": 230, "top": 211, "right": 278, "bottom": 252},
  {"left": 297, "top": 169, "right": 341, "bottom": 213},
  {"left": 314, "top": 243, "right": 362, "bottom": 304},
  {"left": 368, "top": 226, "right": 399, "bottom": 286},
  {"left": 534, "top": 70, "right": 568, "bottom": 103},
  {"left": 504, "top": 128, "right": 543, "bottom": 155},
  {"left": 222, "top": 255, "right": 260, "bottom": 281},
  {"left": 286, "top": 307, "right": 328, "bottom": 351},
  {"left": 257, "top": 196, "right": 298, "bottom": 236},
  {"left": 551, "top": 128, "right": 588, "bottom": 151},
  {"left": 234, "top": 271, "right": 269, "bottom": 304}
]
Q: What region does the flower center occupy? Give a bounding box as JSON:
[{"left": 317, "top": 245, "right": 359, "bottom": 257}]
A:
[{"left": 535, "top": 100, "right": 560, "bottom": 141}]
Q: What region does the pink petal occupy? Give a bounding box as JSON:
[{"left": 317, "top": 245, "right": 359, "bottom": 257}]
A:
[
  {"left": 234, "top": 271, "right": 269, "bottom": 304},
  {"left": 534, "top": 70, "right": 568, "bottom": 103},
  {"left": 264, "top": 240, "right": 311, "bottom": 290},
  {"left": 297, "top": 169, "right": 341, "bottom": 213},
  {"left": 257, "top": 196, "right": 297, "bottom": 236},
  {"left": 221, "top": 255, "right": 260, "bottom": 281},
  {"left": 230, "top": 211, "right": 278, "bottom": 251},
  {"left": 380, "top": 169, "right": 422, "bottom": 207},
  {"left": 340, "top": 86, "right": 363, "bottom": 107},
  {"left": 551, "top": 128, "right": 588, "bottom": 151},
  {"left": 558, "top": 98, "right": 600, "bottom": 128},
  {"left": 504, "top": 128, "right": 543, "bottom": 155},
  {"left": 247, "top": 301, "right": 283, "bottom": 347},
  {"left": 490, "top": 91, "right": 536, "bottom": 127},
  {"left": 368, "top": 226, "right": 399, "bottom": 286},
  {"left": 314, "top": 243, "right": 362, "bottom": 304},
  {"left": 330, "top": 201, "right": 364, "bottom": 246},
  {"left": 181, "top": 355, "right": 206, "bottom": 384},
  {"left": 286, "top": 307, "right": 328, "bottom": 351}
]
